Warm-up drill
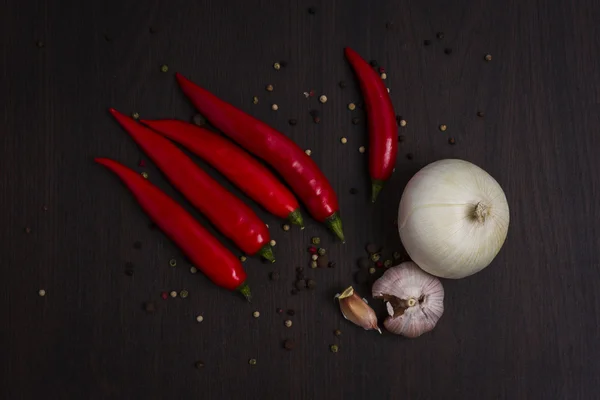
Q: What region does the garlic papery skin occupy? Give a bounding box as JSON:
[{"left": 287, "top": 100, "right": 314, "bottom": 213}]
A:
[
  {"left": 398, "top": 159, "right": 509, "bottom": 279},
  {"left": 335, "top": 286, "right": 381, "bottom": 333},
  {"left": 372, "top": 262, "right": 444, "bottom": 338}
]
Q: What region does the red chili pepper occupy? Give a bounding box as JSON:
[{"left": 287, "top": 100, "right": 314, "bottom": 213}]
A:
[
  {"left": 140, "top": 118, "right": 304, "bottom": 228},
  {"left": 95, "top": 158, "right": 251, "bottom": 301},
  {"left": 174, "top": 73, "right": 345, "bottom": 242},
  {"left": 109, "top": 108, "right": 274, "bottom": 262},
  {"left": 344, "top": 47, "right": 398, "bottom": 202}
]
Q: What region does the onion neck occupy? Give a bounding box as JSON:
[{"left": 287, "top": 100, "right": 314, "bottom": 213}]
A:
[{"left": 473, "top": 202, "right": 490, "bottom": 223}]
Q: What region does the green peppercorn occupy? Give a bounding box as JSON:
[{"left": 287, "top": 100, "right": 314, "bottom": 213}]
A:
[
  {"left": 160, "top": 64, "right": 169, "bottom": 73},
  {"left": 384, "top": 260, "right": 393, "bottom": 268},
  {"left": 330, "top": 344, "right": 339, "bottom": 353},
  {"left": 248, "top": 358, "right": 257, "bottom": 365},
  {"left": 239, "top": 255, "right": 247, "bottom": 262},
  {"left": 370, "top": 253, "right": 381, "bottom": 262},
  {"left": 311, "top": 237, "right": 321, "bottom": 245},
  {"left": 393, "top": 251, "right": 401, "bottom": 260},
  {"left": 180, "top": 290, "right": 189, "bottom": 298},
  {"left": 310, "top": 261, "right": 318, "bottom": 269},
  {"left": 169, "top": 259, "right": 177, "bottom": 267},
  {"left": 317, "top": 248, "right": 326, "bottom": 256}
]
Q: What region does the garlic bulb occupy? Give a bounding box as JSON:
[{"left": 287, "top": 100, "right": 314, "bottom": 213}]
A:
[
  {"left": 335, "top": 286, "right": 381, "bottom": 333},
  {"left": 398, "top": 159, "right": 509, "bottom": 279},
  {"left": 372, "top": 262, "right": 444, "bottom": 338}
]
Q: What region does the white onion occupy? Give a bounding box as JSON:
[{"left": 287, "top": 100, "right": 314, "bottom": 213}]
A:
[{"left": 398, "top": 159, "right": 509, "bottom": 279}]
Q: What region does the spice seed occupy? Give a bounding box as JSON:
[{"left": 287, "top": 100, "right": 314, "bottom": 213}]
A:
[
  {"left": 366, "top": 243, "right": 380, "bottom": 254},
  {"left": 283, "top": 339, "right": 295, "bottom": 350},
  {"left": 334, "top": 329, "right": 342, "bottom": 336},
  {"left": 38, "top": 289, "right": 46, "bottom": 297},
  {"left": 273, "top": 62, "right": 281, "bottom": 70},
  {"left": 270, "top": 271, "right": 280, "bottom": 281},
  {"left": 313, "top": 116, "right": 321, "bottom": 124},
  {"left": 384, "top": 260, "right": 393, "bottom": 268},
  {"left": 288, "top": 119, "right": 297, "bottom": 126},
  {"left": 145, "top": 302, "right": 156, "bottom": 313},
  {"left": 308, "top": 247, "right": 317, "bottom": 254},
  {"left": 448, "top": 137, "right": 456, "bottom": 145},
  {"left": 285, "top": 319, "right": 293, "bottom": 327},
  {"left": 340, "top": 137, "right": 347, "bottom": 144},
  {"left": 282, "top": 224, "right": 290, "bottom": 231},
  {"left": 484, "top": 54, "right": 492, "bottom": 61},
  {"left": 439, "top": 124, "right": 447, "bottom": 132},
  {"left": 393, "top": 251, "right": 401, "bottom": 260},
  {"left": 36, "top": 40, "right": 45, "bottom": 48},
  {"left": 287, "top": 309, "right": 295, "bottom": 316},
  {"left": 296, "top": 266, "right": 304, "bottom": 273},
  {"left": 141, "top": 172, "right": 149, "bottom": 179},
  {"left": 269, "top": 239, "right": 276, "bottom": 247},
  {"left": 330, "top": 344, "right": 339, "bottom": 353},
  {"left": 196, "top": 315, "right": 204, "bottom": 322},
  {"left": 317, "top": 248, "right": 326, "bottom": 256},
  {"left": 370, "top": 253, "right": 381, "bottom": 262},
  {"left": 380, "top": 73, "right": 387, "bottom": 80},
  {"left": 240, "top": 255, "right": 247, "bottom": 262},
  {"left": 319, "top": 95, "right": 328, "bottom": 104},
  {"left": 339, "top": 81, "right": 347, "bottom": 89},
  {"left": 305, "top": 149, "right": 312, "bottom": 156},
  {"left": 312, "top": 237, "right": 321, "bottom": 245},
  {"left": 307, "top": 279, "right": 317, "bottom": 289},
  {"left": 477, "top": 111, "right": 485, "bottom": 117},
  {"left": 348, "top": 103, "right": 356, "bottom": 111},
  {"left": 407, "top": 153, "right": 414, "bottom": 160},
  {"left": 252, "top": 96, "right": 259, "bottom": 104},
  {"left": 169, "top": 258, "right": 177, "bottom": 267},
  {"left": 253, "top": 311, "right": 260, "bottom": 318},
  {"left": 266, "top": 84, "right": 274, "bottom": 92},
  {"left": 161, "top": 292, "right": 168, "bottom": 300},
  {"left": 271, "top": 104, "right": 279, "bottom": 111},
  {"left": 423, "top": 40, "right": 431, "bottom": 46},
  {"left": 310, "top": 261, "right": 318, "bottom": 268},
  {"left": 170, "top": 291, "right": 177, "bottom": 298},
  {"left": 328, "top": 261, "right": 336, "bottom": 268},
  {"left": 248, "top": 358, "right": 257, "bottom": 365},
  {"left": 296, "top": 279, "right": 306, "bottom": 290},
  {"left": 160, "top": 64, "right": 169, "bottom": 72},
  {"left": 437, "top": 32, "right": 445, "bottom": 39},
  {"left": 444, "top": 48, "right": 452, "bottom": 55},
  {"left": 400, "top": 119, "right": 407, "bottom": 127},
  {"left": 195, "top": 361, "right": 204, "bottom": 369},
  {"left": 180, "top": 290, "right": 189, "bottom": 298},
  {"left": 190, "top": 266, "right": 197, "bottom": 274},
  {"left": 358, "top": 146, "right": 366, "bottom": 153},
  {"left": 369, "top": 267, "right": 376, "bottom": 274},
  {"left": 352, "top": 117, "right": 360, "bottom": 125},
  {"left": 311, "top": 254, "right": 318, "bottom": 261},
  {"left": 132, "top": 112, "right": 140, "bottom": 120}
]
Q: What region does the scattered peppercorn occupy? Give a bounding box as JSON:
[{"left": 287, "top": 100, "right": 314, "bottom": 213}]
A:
[
  {"left": 144, "top": 302, "right": 156, "bottom": 313},
  {"left": 253, "top": 311, "right": 260, "bottom": 318},
  {"left": 42, "top": 205, "right": 49, "bottom": 211},
  {"left": 289, "top": 119, "right": 297, "bottom": 126},
  {"left": 398, "top": 135, "right": 405, "bottom": 142},
  {"left": 348, "top": 103, "right": 356, "bottom": 111},
  {"left": 370, "top": 253, "right": 381, "bottom": 262},
  {"left": 437, "top": 32, "right": 445, "bottom": 39},
  {"left": 270, "top": 271, "right": 280, "bottom": 281},
  {"left": 308, "top": 6, "right": 316, "bottom": 14},
  {"left": 38, "top": 289, "right": 46, "bottom": 297},
  {"left": 196, "top": 315, "right": 204, "bottom": 322},
  {"left": 141, "top": 172, "right": 149, "bottom": 179},
  {"left": 484, "top": 54, "right": 492, "bottom": 61},
  {"left": 169, "top": 258, "right": 177, "bottom": 267},
  {"left": 319, "top": 95, "right": 328, "bottom": 104},
  {"left": 407, "top": 153, "right": 414, "bottom": 160},
  {"left": 477, "top": 111, "right": 485, "bottom": 117},
  {"left": 271, "top": 104, "right": 279, "bottom": 111},
  {"left": 305, "top": 149, "right": 312, "bottom": 156},
  {"left": 376, "top": 261, "right": 384, "bottom": 268},
  {"left": 170, "top": 291, "right": 177, "bottom": 298},
  {"left": 386, "top": 21, "right": 394, "bottom": 29},
  {"left": 334, "top": 329, "right": 342, "bottom": 336},
  {"left": 273, "top": 62, "right": 281, "bottom": 70},
  {"left": 252, "top": 96, "right": 259, "bottom": 104},
  {"left": 310, "top": 261, "right": 318, "bottom": 269},
  {"left": 311, "top": 254, "right": 318, "bottom": 261},
  {"left": 36, "top": 40, "right": 45, "bottom": 48},
  {"left": 266, "top": 84, "right": 274, "bottom": 92},
  {"left": 352, "top": 117, "right": 360, "bottom": 125},
  {"left": 384, "top": 260, "right": 393, "bottom": 268},
  {"left": 149, "top": 26, "right": 159, "bottom": 34},
  {"left": 125, "top": 268, "right": 134, "bottom": 276},
  {"left": 283, "top": 339, "right": 295, "bottom": 350},
  {"left": 284, "top": 320, "right": 292, "bottom": 328},
  {"left": 400, "top": 119, "right": 407, "bottom": 127},
  {"left": 330, "top": 344, "right": 339, "bottom": 353},
  {"left": 307, "top": 279, "right": 317, "bottom": 289},
  {"left": 312, "top": 237, "right": 321, "bottom": 245},
  {"left": 160, "top": 64, "right": 169, "bottom": 72},
  {"left": 296, "top": 266, "right": 304, "bottom": 273},
  {"left": 277, "top": 308, "right": 283, "bottom": 314},
  {"left": 349, "top": 188, "right": 358, "bottom": 194},
  {"left": 369, "top": 60, "right": 378, "bottom": 67},
  {"left": 444, "top": 48, "right": 452, "bottom": 55},
  {"left": 368, "top": 267, "right": 376, "bottom": 274},
  {"left": 366, "top": 243, "right": 380, "bottom": 254},
  {"left": 104, "top": 34, "right": 112, "bottom": 42},
  {"left": 161, "top": 292, "right": 168, "bottom": 300},
  {"left": 248, "top": 358, "right": 257, "bottom": 365},
  {"left": 328, "top": 261, "right": 336, "bottom": 268},
  {"left": 132, "top": 112, "right": 140, "bottom": 120},
  {"left": 358, "top": 146, "right": 366, "bottom": 153},
  {"left": 270, "top": 239, "right": 277, "bottom": 247},
  {"left": 358, "top": 257, "right": 370, "bottom": 269},
  {"left": 448, "top": 137, "right": 456, "bottom": 145},
  {"left": 340, "top": 137, "right": 348, "bottom": 144},
  {"left": 313, "top": 116, "right": 321, "bottom": 124},
  {"left": 439, "top": 124, "right": 447, "bottom": 131},
  {"left": 423, "top": 40, "right": 431, "bottom": 46},
  {"left": 180, "top": 290, "right": 189, "bottom": 298},
  {"left": 240, "top": 255, "right": 247, "bottom": 262},
  {"left": 195, "top": 361, "right": 205, "bottom": 369},
  {"left": 339, "top": 81, "right": 347, "bottom": 89},
  {"left": 287, "top": 309, "right": 295, "bottom": 316},
  {"left": 295, "top": 279, "right": 306, "bottom": 290},
  {"left": 393, "top": 251, "right": 401, "bottom": 260},
  {"left": 380, "top": 73, "right": 387, "bottom": 80},
  {"left": 317, "top": 248, "right": 326, "bottom": 256}
]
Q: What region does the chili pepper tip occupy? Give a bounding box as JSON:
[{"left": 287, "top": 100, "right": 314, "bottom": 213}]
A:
[
  {"left": 325, "top": 212, "right": 345, "bottom": 242},
  {"left": 237, "top": 283, "right": 252, "bottom": 302},
  {"left": 288, "top": 209, "right": 304, "bottom": 228},
  {"left": 258, "top": 244, "right": 275, "bottom": 263},
  {"left": 371, "top": 180, "right": 384, "bottom": 203}
]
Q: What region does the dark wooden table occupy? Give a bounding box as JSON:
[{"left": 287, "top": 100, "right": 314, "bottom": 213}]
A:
[{"left": 2, "top": 0, "right": 599, "bottom": 398}]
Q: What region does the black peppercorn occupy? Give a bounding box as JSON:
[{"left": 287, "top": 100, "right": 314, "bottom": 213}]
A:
[
  {"left": 477, "top": 111, "right": 484, "bottom": 117},
  {"left": 193, "top": 114, "right": 206, "bottom": 126},
  {"left": 313, "top": 117, "right": 321, "bottom": 124},
  {"left": 423, "top": 40, "right": 431, "bottom": 46},
  {"left": 349, "top": 188, "right": 358, "bottom": 194},
  {"left": 149, "top": 27, "right": 159, "bottom": 34},
  {"left": 270, "top": 271, "right": 280, "bottom": 281},
  {"left": 448, "top": 137, "right": 456, "bottom": 145},
  {"left": 283, "top": 339, "right": 295, "bottom": 350},
  {"left": 369, "top": 60, "right": 378, "bottom": 67},
  {"left": 308, "top": 6, "right": 316, "bottom": 14},
  {"left": 358, "top": 257, "right": 370, "bottom": 269},
  {"left": 133, "top": 241, "right": 142, "bottom": 249},
  {"left": 295, "top": 279, "right": 306, "bottom": 290},
  {"left": 328, "top": 261, "right": 336, "bottom": 268},
  {"left": 307, "top": 279, "right": 317, "bottom": 289},
  {"left": 334, "top": 329, "right": 342, "bottom": 336},
  {"left": 352, "top": 117, "right": 360, "bottom": 125},
  {"left": 444, "top": 48, "right": 452, "bottom": 55},
  {"left": 287, "top": 309, "right": 295, "bottom": 316},
  {"left": 194, "top": 361, "right": 204, "bottom": 369},
  {"left": 289, "top": 119, "right": 297, "bottom": 126},
  {"left": 366, "top": 243, "right": 381, "bottom": 254},
  {"left": 339, "top": 81, "right": 347, "bottom": 89},
  {"left": 398, "top": 135, "right": 405, "bottom": 142},
  {"left": 406, "top": 153, "right": 414, "bottom": 160},
  {"left": 125, "top": 268, "right": 134, "bottom": 276},
  {"left": 437, "top": 32, "right": 445, "bottom": 39},
  {"left": 296, "top": 267, "right": 304, "bottom": 273},
  {"left": 144, "top": 302, "right": 156, "bottom": 313},
  {"left": 309, "top": 109, "right": 319, "bottom": 118}
]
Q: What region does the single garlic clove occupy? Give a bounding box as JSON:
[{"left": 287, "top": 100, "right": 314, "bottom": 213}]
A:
[
  {"left": 373, "top": 262, "right": 444, "bottom": 338},
  {"left": 336, "top": 286, "right": 381, "bottom": 333}
]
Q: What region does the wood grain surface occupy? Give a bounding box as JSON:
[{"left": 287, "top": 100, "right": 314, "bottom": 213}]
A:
[{"left": 2, "top": 0, "right": 599, "bottom": 399}]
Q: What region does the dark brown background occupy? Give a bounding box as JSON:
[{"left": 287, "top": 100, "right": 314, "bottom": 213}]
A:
[{"left": 2, "top": 0, "right": 599, "bottom": 399}]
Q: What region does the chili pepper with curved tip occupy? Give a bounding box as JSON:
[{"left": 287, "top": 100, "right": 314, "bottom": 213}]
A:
[
  {"left": 344, "top": 47, "right": 398, "bottom": 203},
  {"left": 109, "top": 108, "right": 274, "bottom": 262},
  {"left": 140, "top": 118, "right": 304, "bottom": 228},
  {"left": 95, "top": 157, "right": 251, "bottom": 301},
  {"left": 174, "top": 72, "right": 345, "bottom": 242}
]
